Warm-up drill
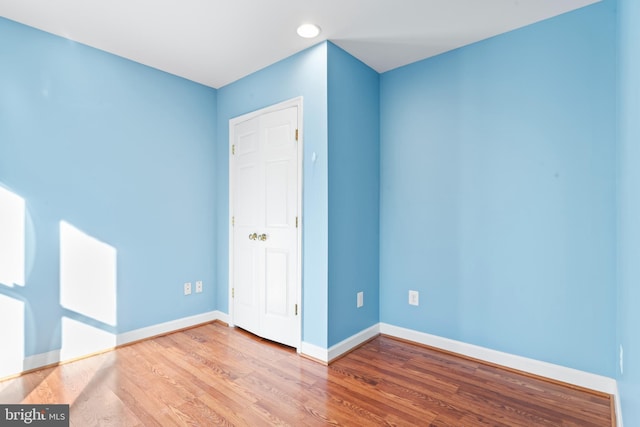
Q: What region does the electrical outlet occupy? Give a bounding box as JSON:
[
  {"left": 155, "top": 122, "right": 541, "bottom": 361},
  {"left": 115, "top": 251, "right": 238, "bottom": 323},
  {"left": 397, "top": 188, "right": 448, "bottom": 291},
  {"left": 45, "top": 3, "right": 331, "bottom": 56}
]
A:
[
  {"left": 184, "top": 282, "right": 192, "bottom": 295},
  {"left": 620, "top": 345, "right": 624, "bottom": 374},
  {"left": 195, "top": 280, "right": 203, "bottom": 293},
  {"left": 409, "top": 290, "right": 419, "bottom": 306},
  {"left": 357, "top": 291, "right": 364, "bottom": 308}
]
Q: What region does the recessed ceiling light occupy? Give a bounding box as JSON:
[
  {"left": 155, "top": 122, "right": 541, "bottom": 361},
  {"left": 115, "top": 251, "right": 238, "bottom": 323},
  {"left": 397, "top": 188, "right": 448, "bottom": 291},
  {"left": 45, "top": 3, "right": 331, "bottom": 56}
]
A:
[{"left": 297, "top": 23, "right": 321, "bottom": 39}]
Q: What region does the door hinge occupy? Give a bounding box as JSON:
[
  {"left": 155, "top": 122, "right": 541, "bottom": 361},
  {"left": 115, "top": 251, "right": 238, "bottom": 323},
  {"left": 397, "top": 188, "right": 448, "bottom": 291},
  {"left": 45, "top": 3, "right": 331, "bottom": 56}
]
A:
[
  {"left": 232, "top": 288, "right": 235, "bottom": 298},
  {"left": 295, "top": 129, "right": 299, "bottom": 141},
  {"left": 232, "top": 216, "right": 235, "bottom": 227},
  {"left": 295, "top": 216, "right": 298, "bottom": 228},
  {"left": 295, "top": 303, "right": 298, "bottom": 316},
  {"left": 232, "top": 144, "right": 235, "bottom": 155}
]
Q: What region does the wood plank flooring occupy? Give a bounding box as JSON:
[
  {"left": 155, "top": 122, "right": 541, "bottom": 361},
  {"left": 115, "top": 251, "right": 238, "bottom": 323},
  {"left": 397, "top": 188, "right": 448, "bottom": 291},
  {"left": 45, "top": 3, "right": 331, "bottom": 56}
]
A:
[{"left": 0, "top": 322, "right": 613, "bottom": 426}]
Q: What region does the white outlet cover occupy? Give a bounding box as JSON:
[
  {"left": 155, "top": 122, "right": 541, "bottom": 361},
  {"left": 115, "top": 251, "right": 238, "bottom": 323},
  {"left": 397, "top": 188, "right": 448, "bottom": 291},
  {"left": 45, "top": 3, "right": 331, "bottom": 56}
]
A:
[
  {"left": 196, "top": 280, "right": 203, "bottom": 293},
  {"left": 357, "top": 291, "right": 364, "bottom": 308},
  {"left": 184, "top": 282, "right": 192, "bottom": 295}
]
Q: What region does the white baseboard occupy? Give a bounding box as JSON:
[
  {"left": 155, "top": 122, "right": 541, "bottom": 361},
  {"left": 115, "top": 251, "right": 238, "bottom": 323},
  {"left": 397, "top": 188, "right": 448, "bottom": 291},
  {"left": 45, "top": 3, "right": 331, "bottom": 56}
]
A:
[
  {"left": 379, "top": 323, "right": 618, "bottom": 395},
  {"left": 299, "top": 341, "right": 328, "bottom": 363},
  {"left": 327, "top": 324, "right": 380, "bottom": 362},
  {"left": 117, "top": 310, "right": 227, "bottom": 346},
  {"left": 23, "top": 350, "right": 61, "bottom": 372},
  {"left": 3, "top": 310, "right": 227, "bottom": 380},
  {"left": 300, "top": 324, "right": 380, "bottom": 363}
]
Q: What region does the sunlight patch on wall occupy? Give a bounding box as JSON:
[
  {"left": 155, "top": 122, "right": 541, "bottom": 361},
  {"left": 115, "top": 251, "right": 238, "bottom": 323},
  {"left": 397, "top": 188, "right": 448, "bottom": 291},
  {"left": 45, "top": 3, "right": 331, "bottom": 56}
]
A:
[
  {"left": 0, "top": 186, "right": 25, "bottom": 287},
  {"left": 60, "top": 221, "right": 117, "bottom": 326},
  {"left": 0, "top": 294, "right": 24, "bottom": 378},
  {"left": 60, "top": 317, "right": 115, "bottom": 361}
]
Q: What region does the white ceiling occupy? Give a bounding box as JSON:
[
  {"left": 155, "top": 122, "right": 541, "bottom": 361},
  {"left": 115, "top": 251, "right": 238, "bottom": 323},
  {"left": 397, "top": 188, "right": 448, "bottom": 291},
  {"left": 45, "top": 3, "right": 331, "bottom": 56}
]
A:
[{"left": 0, "top": 0, "right": 599, "bottom": 89}]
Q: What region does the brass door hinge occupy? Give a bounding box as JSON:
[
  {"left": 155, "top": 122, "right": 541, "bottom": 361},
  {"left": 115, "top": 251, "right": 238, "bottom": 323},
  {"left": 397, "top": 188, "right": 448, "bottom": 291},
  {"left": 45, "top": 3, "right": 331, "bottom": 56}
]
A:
[
  {"left": 295, "top": 303, "right": 298, "bottom": 316},
  {"left": 232, "top": 216, "right": 235, "bottom": 227},
  {"left": 295, "top": 216, "right": 298, "bottom": 228},
  {"left": 295, "top": 129, "right": 299, "bottom": 141},
  {"left": 232, "top": 144, "right": 235, "bottom": 155},
  {"left": 232, "top": 288, "right": 235, "bottom": 298}
]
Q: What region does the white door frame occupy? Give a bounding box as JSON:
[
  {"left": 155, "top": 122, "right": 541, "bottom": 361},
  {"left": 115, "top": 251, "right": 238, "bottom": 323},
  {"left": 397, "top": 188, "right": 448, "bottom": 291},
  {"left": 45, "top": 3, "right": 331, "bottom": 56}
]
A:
[{"left": 228, "top": 97, "right": 303, "bottom": 351}]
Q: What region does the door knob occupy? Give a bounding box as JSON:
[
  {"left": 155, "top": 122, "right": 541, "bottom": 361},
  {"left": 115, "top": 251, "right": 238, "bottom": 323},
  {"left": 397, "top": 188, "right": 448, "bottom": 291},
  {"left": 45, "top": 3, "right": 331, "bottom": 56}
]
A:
[
  {"left": 258, "top": 233, "right": 268, "bottom": 241},
  {"left": 249, "top": 233, "right": 258, "bottom": 240}
]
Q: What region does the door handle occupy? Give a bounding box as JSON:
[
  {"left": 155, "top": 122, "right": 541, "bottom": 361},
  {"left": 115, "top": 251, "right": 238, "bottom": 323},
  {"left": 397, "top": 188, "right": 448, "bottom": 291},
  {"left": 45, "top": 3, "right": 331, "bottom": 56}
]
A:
[
  {"left": 258, "top": 233, "right": 268, "bottom": 241},
  {"left": 249, "top": 233, "right": 258, "bottom": 240}
]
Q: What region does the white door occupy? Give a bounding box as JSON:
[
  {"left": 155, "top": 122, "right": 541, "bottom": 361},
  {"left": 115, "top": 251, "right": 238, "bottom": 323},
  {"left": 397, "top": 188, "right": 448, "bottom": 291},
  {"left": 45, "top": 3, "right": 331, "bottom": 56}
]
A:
[{"left": 230, "top": 102, "right": 300, "bottom": 348}]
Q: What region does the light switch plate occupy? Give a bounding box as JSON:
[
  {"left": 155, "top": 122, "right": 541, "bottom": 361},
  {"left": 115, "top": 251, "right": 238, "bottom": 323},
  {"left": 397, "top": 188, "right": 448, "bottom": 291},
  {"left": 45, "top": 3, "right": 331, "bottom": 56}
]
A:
[{"left": 409, "top": 290, "right": 419, "bottom": 306}]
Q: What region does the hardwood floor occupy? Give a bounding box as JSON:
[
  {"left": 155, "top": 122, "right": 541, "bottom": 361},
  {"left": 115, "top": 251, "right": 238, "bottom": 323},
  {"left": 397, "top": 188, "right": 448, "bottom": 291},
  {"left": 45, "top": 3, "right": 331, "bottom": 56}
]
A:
[{"left": 0, "top": 322, "right": 613, "bottom": 426}]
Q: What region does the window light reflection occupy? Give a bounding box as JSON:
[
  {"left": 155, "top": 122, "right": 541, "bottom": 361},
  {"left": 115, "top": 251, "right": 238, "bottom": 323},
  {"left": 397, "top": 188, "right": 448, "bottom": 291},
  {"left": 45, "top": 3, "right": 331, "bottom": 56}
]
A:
[
  {"left": 59, "top": 221, "right": 117, "bottom": 326},
  {"left": 0, "top": 186, "right": 25, "bottom": 287}
]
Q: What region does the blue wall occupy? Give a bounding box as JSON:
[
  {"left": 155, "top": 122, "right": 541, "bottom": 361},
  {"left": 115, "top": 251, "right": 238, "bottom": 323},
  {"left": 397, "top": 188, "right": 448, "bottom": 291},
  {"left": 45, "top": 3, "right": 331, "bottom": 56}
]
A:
[
  {"left": 617, "top": 0, "right": 640, "bottom": 423},
  {"left": 379, "top": 2, "right": 617, "bottom": 376},
  {"left": 0, "top": 17, "right": 217, "bottom": 357},
  {"left": 216, "top": 43, "right": 329, "bottom": 347},
  {"left": 327, "top": 43, "right": 380, "bottom": 346}
]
